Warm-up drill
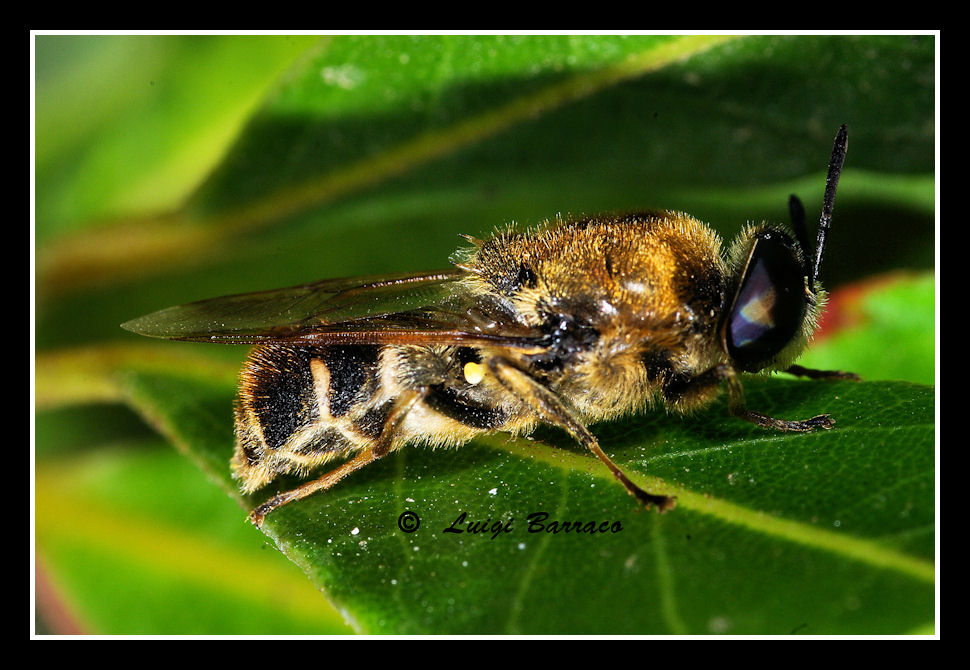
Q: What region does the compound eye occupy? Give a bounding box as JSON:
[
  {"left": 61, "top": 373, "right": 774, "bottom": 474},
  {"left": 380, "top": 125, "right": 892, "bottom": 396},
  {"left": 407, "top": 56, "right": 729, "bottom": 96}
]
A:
[{"left": 727, "top": 231, "right": 807, "bottom": 371}]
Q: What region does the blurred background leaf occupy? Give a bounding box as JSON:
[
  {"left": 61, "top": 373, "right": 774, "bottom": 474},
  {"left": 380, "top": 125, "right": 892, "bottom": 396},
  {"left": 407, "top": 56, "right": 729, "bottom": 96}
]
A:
[{"left": 34, "top": 34, "right": 935, "bottom": 635}]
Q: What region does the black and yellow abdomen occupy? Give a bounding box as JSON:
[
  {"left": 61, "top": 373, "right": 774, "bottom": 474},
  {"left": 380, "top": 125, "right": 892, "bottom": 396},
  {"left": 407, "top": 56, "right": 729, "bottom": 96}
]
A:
[{"left": 231, "top": 343, "right": 529, "bottom": 493}]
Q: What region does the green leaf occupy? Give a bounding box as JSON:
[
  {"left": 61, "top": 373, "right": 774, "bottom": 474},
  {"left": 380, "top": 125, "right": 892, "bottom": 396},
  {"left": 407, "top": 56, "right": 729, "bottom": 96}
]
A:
[
  {"left": 111, "top": 370, "right": 933, "bottom": 634},
  {"left": 35, "top": 34, "right": 936, "bottom": 634},
  {"left": 35, "top": 439, "right": 356, "bottom": 635},
  {"left": 34, "top": 35, "right": 321, "bottom": 243}
]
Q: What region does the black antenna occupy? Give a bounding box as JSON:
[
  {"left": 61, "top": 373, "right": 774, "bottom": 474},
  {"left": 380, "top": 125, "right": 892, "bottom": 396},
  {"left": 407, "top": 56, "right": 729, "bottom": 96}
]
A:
[
  {"left": 813, "top": 124, "right": 848, "bottom": 287},
  {"left": 788, "top": 194, "right": 813, "bottom": 290}
]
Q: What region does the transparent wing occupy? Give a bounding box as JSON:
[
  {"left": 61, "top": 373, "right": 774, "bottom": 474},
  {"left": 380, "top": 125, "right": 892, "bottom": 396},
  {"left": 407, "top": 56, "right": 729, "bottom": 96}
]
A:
[{"left": 121, "top": 269, "right": 542, "bottom": 348}]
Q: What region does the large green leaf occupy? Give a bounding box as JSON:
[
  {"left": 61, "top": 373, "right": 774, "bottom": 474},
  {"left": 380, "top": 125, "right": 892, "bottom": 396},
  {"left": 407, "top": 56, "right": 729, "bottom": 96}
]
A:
[
  {"left": 34, "top": 35, "right": 321, "bottom": 243},
  {"left": 34, "top": 34, "right": 936, "bottom": 635},
  {"left": 112, "top": 369, "right": 933, "bottom": 634}
]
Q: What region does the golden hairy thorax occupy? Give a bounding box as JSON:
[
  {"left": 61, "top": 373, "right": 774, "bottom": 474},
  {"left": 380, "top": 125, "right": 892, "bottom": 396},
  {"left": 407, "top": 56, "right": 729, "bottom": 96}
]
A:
[
  {"left": 466, "top": 214, "right": 725, "bottom": 327},
  {"left": 461, "top": 212, "right": 731, "bottom": 418}
]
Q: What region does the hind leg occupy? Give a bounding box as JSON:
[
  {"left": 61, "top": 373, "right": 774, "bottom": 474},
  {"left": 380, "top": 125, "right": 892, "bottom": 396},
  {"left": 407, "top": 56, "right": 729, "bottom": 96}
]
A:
[{"left": 248, "top": 391, "right": 422, "bottom": 526}]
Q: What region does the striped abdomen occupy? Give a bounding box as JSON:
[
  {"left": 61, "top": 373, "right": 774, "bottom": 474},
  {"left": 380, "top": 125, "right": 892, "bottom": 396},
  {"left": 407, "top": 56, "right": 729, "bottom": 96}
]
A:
[{"left": 231, "top": 343, "right": 524, "bottom": 493}]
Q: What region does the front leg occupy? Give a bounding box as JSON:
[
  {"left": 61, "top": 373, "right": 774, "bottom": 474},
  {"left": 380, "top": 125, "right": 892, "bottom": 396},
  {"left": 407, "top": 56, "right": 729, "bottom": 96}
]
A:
[
  {"left": 664, "top": 364, "right": 836, "bottom": 433},
  {"left": 785, "top": 364, "right": 861, "bottom": 382}
]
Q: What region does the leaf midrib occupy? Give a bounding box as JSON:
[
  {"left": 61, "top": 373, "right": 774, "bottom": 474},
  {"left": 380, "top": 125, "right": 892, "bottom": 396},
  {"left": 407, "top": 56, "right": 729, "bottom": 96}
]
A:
[{"left": 474, "top": 432, "right": 935, "bottom": 584}]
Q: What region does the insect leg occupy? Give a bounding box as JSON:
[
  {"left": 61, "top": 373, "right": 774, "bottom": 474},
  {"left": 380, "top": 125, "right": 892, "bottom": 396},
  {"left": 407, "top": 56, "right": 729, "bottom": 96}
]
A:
[
  {"left": 248, "top": 390, "right": 422, "bottom": 527},
  {"left": 785, "top": 364, "right": 861, "bottom": 381},
  {"left": 664, "top": 365, "right": 835, "bottom": 431},
  {"left": 487, "top": 356, "right": 675, "bottom": 512},
  {"left": 719, "top": 365, "right": 836, "bottom": 432}
]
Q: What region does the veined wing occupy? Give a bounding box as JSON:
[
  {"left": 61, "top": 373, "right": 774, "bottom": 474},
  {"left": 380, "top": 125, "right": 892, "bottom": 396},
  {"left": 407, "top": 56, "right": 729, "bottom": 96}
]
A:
[{"left": 121, "top": 268, "right": 542, "bottom": 348}]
